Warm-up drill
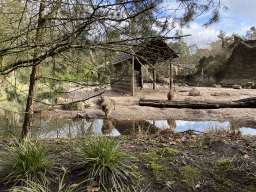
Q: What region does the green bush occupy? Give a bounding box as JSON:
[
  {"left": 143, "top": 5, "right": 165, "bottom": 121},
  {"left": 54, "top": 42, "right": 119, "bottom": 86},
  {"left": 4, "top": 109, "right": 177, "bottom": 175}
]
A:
[{"left": 74, "top": 136, "right": 137, "bottom": 190}]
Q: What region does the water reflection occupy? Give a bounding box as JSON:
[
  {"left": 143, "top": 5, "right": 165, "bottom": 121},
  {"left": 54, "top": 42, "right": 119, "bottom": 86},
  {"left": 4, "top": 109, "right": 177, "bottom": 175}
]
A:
[
  {"left": 1, "top": 109, "right": 256, "bottom": 139},
  {"left": 0, "top": 109, "right": 23, "bottom": 139},
  {"left": 32, "top": 118, "right": 159, "bottom": 138},
  {"left": 32, "top": 118, "right": 256, "bottom": 138},
  {"left": 147, "top": 120, "right": 230, "bottom": 133}
]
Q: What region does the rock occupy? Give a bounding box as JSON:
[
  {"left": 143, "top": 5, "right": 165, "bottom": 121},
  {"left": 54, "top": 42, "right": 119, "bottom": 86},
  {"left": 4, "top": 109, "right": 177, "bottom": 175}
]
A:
[
  {"left": 212, "top": 84, "right": 222, "bottom": 88},
  {"left": 189, "top": 88, "right": 201, "bottom": 96},
  {"left": 232, "top": 84, "right": 242, "bottom": 89}
]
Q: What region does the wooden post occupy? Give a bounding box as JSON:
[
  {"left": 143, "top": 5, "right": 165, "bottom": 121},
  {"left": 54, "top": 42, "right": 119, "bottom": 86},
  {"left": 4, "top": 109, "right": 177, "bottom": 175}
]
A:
[
  {"left": 131, "top": 56, "right": 135, "bottom": 96},
  {"left": 140, "top": 65, "right": 143, "bottom": 88},
  {"left": 170, "top": 60, "right": 173, "bottom": 89},
  {"left": 153, "top": 68, "right": 156, "bottom": 90}
]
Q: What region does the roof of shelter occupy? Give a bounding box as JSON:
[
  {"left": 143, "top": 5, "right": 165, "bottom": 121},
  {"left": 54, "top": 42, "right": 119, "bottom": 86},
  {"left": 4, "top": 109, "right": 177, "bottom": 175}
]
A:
[
  {"left": 112, "top": 39, "right": 179, "bottom": 65},
  {"left": 173, "top": 64, "right": 196, "bottom": 69}
]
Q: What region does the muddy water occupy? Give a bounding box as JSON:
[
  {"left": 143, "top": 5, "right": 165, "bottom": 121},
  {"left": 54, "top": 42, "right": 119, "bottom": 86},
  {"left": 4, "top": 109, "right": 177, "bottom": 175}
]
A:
[{"left": 1, "top": 108, "right": 256, "bottom": 139}]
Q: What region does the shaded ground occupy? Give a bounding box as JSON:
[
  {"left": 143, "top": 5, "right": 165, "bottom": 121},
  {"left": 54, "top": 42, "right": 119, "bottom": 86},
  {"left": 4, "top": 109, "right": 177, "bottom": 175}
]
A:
[
  {"left": 47, "top": 83, "right": 256, "bottom": 122},
  {"left": 1, "top": 130, "right": 256, "bottom": 191}
]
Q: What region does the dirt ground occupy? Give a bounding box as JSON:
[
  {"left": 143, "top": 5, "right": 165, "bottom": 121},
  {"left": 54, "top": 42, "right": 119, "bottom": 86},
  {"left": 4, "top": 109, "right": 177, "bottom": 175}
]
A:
[{"left": 50, "top": 83, "right": 256, "bottom": 123}]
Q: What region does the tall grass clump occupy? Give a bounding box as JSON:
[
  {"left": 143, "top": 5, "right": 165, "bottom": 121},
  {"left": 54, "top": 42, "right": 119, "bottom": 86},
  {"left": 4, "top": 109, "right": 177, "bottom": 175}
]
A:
[
  {"left": 74, "top": 136, "right": 137, "bottom": 190},
  {"left": 0, "top": 138, "right": 55, "bottom": 186},
  {"left": 9, "top": 171, "right": 79, "bottom": 192}
]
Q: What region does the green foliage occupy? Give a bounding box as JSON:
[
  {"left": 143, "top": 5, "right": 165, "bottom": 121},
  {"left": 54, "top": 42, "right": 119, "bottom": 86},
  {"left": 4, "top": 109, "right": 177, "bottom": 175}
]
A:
[
  {"left": 197, "top": 53, "right": 226, "bottom": 78},
  {"left": 217, "top": 30, "right": 234, "bottom": 44},
  {"left": 98, "top": 62, "right": 116, "bottom": 84},
  {"left": 245, "top": 26, "right": 256, "bottom": 40},
  {"left": 74, "top": 136, "right": 137, "bottom": 190},
  {"left": 0, "top": 138, "right": 55, "bottom": 186},
  {"left": 169, "top": 40, "right": 192, "bottom": 64}
]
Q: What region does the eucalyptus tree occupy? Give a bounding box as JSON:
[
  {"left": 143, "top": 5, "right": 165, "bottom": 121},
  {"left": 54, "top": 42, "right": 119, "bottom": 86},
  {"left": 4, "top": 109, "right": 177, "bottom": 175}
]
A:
[{"left": 0, "top": 0, "right": 227, "bottom": 139}]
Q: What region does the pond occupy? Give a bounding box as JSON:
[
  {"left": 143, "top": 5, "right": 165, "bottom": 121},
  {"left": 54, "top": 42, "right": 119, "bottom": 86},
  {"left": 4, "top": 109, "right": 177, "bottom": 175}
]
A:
[{"left": 0, "top": 109, "right": 256, "bottom": 139}]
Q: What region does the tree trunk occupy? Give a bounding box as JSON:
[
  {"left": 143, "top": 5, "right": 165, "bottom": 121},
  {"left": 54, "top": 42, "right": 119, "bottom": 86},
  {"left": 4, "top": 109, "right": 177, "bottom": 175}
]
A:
[
  {"left": 22, "top": 0, "right": 46, "bottom": 139},
  {"left": 21, "top": 0, "right": 62, "bottom": 139}
]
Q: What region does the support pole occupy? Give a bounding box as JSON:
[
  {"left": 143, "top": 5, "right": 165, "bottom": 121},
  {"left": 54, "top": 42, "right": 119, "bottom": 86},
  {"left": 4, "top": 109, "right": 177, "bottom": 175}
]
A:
[
  {"left": 140, "top": 65, "right": 143, "bottom": 88},
  {"left": 170, "top": 60, "right": 173, "bottom": 89},
  {"left": 153, "top": 67, "right": 156, "bottom": 90},
  {"left": 131, "top": 56, "right": 135, "bottom": 96}
]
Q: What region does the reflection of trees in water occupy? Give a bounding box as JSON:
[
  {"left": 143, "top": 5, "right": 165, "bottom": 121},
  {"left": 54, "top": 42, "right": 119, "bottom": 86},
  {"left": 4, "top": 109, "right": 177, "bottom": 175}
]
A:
[
  {"left": 113, "top": 120, "right": 158, "bottom": 135},
  {"left": 0, "top": 110, "right": 23, "bottom": 139},
  {"left": 230, "top": 120, "right": 256, "bottom": 130},
  {"left": 33, "top": 116, "right": 77, "bottom": 138},
  {"left": 167, "top": 118, "right": 177, "bottom": 129}
]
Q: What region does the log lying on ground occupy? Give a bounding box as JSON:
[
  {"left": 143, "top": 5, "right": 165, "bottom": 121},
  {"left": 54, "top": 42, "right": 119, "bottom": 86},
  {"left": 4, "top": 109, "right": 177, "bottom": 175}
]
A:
[{"left": 139, "top": 97, "right": 256, "bottom": 109}]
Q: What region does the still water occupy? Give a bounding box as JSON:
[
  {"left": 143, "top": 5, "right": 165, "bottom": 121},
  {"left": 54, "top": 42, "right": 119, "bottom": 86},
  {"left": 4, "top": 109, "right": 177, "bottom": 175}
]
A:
[{"left": 0, "top": 109, "right": 256, "bottom": 139}]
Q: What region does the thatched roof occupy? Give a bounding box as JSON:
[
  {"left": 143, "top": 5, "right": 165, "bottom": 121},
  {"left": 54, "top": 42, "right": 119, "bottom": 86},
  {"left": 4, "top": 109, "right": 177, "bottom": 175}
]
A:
[{"left": 112, "top": 39, "right": 179, "bottom": 65}]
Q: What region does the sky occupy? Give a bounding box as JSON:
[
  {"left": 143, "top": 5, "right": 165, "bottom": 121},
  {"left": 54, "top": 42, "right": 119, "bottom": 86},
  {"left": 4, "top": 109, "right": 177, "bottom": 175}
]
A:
[{"left": 164, "top": 0, "right": 256, "bottom": 48}]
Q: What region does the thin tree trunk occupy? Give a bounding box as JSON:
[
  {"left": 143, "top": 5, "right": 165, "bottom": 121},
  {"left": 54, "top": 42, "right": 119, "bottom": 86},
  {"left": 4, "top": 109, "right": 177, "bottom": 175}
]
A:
[
  {"left": 22, "top": 0, "right": 46, "bottom": 139},
  {"left": 22, "top": 0, "right": 62, "bottom": 139}
]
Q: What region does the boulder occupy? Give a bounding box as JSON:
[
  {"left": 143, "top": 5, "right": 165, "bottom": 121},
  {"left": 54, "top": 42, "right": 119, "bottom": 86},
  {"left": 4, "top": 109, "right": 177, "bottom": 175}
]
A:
[{"left": 189, "top": 88, "right": 201, "bottom": 96}]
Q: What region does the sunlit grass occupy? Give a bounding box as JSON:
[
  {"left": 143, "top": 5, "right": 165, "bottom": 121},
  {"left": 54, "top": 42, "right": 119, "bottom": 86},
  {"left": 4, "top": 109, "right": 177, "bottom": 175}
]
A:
[
  {"left": 8, "top": 171, "right": 79, "bottom": 192},
  {"left": 74, "top": 136, "right": 138, "bottom": 190},
  {"left": 0, "top": 138, "right": 55, "bottom": 186}
]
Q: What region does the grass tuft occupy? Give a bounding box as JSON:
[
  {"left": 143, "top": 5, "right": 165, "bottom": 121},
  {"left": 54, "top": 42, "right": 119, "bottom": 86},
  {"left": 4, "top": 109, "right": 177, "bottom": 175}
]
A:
[
  {"left": 74, "top": 136, "right": 137, "bottom": 190},
  {"left": 0, "top": 138, "right": 54, "bottom": 186},
  {"left": 8, "top": 171, "right": 79, "bottom": 192}
]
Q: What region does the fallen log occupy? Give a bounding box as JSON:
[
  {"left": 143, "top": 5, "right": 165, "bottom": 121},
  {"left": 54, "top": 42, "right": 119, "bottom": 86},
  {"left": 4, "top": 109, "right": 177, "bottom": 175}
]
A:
[{"left": 139, "top": 97, "right": 256, "bottom": 109}]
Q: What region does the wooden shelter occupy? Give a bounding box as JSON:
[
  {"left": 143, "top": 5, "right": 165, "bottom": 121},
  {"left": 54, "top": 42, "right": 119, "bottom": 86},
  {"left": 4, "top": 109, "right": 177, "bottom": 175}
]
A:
[{"left": 111, "top": 39, "right": 179, "bottom": 95}]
